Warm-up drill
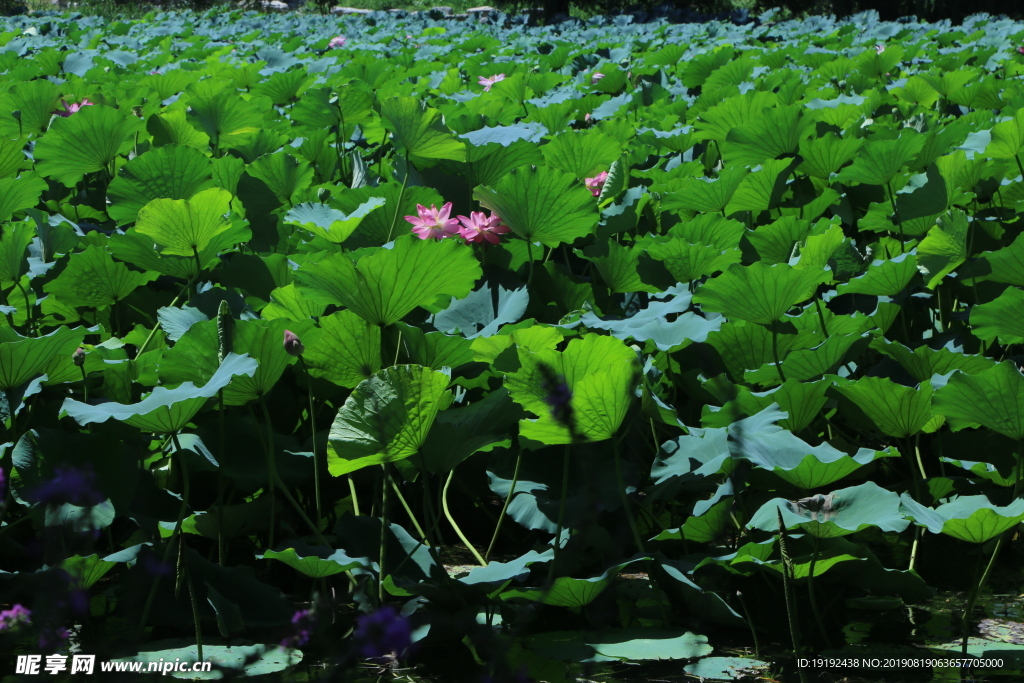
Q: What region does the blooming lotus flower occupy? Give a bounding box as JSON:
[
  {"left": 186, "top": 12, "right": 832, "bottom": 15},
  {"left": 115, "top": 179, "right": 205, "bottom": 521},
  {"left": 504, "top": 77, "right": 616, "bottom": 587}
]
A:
[
  {"left": 478, "top": 73, "right": 505, "bottom": 92},
  {"left": 328, "top": 35, "right": 346, "bottom": 49},
  {"left": 405, "top": 202, "right": 461, "bottom": 240},
  {"left": 875, "top": 44, "right": 885, "bottom": 54},
  {"left": 1018, "top": 46, "right": 1024, "bottom": 55},
  {"left": 585, "top": 171, "right": 609, "bottom": 198},
  {"left": 53, "top": 98, "right": 94, "bottom": 118},
  {"left": 283, "top": 330, "right": 304, "bottom": 357},
  {"left": 591, "top": 71, "right": 605, "bottom": 83},
  {"left": 457, "top": 211, "right": 510, "bottom": 245}
]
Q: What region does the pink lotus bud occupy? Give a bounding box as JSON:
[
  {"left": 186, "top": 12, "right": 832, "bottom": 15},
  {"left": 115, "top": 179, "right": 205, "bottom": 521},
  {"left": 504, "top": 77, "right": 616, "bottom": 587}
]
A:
[
  {"left": 72, "top": 347, "right": 86, "bottom": 367},
  {"left": 283, "top": 330, "right": 304, "bottom": 357}
]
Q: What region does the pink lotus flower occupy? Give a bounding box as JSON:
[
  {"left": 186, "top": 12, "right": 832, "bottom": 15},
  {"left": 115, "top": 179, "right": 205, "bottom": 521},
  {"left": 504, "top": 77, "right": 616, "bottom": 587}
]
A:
[
  {"left": 875, "top": 44, "right": 885, "bottom": 54},
  {"left": 478, "top": 74, "right": 505, "bottom": 92},
  {"left": 457, "top": 211, "right": 510, "bottom": 245},
  {"left": 1018, "top": 46, "right": 1024, "bottom": 55},
  {"left": 585, "top": 171, "right": 609, "bottom": 198},
  {"left": 53, "top": 98, "right": 94, "bottom": 118},
  {"left": 405, "top": 202, "right": 461, "bottom": 240},
  {"left": 590, "top": 72, "right": 605, "bottom": 83},
  {"left": 328, "top": 36, "right": 346, "bottom": 49}
]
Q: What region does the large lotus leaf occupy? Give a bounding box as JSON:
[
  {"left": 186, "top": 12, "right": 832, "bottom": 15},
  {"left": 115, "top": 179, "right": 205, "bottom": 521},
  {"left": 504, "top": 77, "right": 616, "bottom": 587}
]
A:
[
  {"left": 694, "top": 262, "right": 830, "bottom": 325},
  {"left": 870, "top": 338, "right": 995, "bottom": 383},
  {"left": 505, "top": 334, "right": 640, "bottom": 444},
  {"left": 835, "top": 131, "right": 925, "bottom": 186},
  {"left": 285, "top": 198, "right": 385, "bottom": 244},
  {"left": 836, "top": 376, "right": 934, "bottom": 438},
  {"left": 187, "top": 92, "right": 264, "bottom": 151},
  {"left": 245, "top": 151, "right": 314, "bottom": 206},
  {"left": 261, "top": 284, "right": 325, "bottom": 322},
  {"left": 159, "top": 318, "right": 313, "bottom": 406},
  {"left": 693, "top": 89, "right": 777, "bottom": 142},
  {"left": 420, "top": 388, "right": 522, "bottom": 473},
  {"left": 259, "top": 542, "right": 368, "bottom": 579},
  {"left": 661, "top": 166, "right": 746, "bottom": 214},
  {"left": 701, "top": 378, "right": 830, "bottom": 434},
  {"left": 503, "top": 557, "right": 647, "bottom": 608},
  {"left": 983, "top": 108, "right": 1024, "bottom": 160},
  {"left": 303, "top": 310, "right": 380, "bottom": 389},
  {"left": 836, "top": 253, "right": 917, "bottom": 296},
  {"left": 970, "top": 287, "right": 1024, "bottom": 345},
  {"left": 900, "top": 494, "right": 1024, "bottom": 544},
  {"left": 43, "top": 245, "right": 158, "bottom": 309},
  {"left": 916, "top": 209, "right": 968, "bottom": 289},
  {"left": 0, "top": 173, "right": 47, "bottom": 225},
  {"left": 457, "top": 138, "right": 545, "bottom": 188},
  {"left": 977, "top": 233, "right": 1024, "bottom": 287},
  {"left": 327, "top": 365, "right": 453, "bottom": 476},
  {"left": 744, "top": 332, "right": 868, "bottom": 386},
  {"left": 431, "top": 279, "right": 528, "bottom": 339},
  {"left": 579, "top": 284, "right": 722, "bottom": 351},
  {"left": 381, "top": 97, "right": 466, "bottom": 166},
  {"left": 524, "top": 627, "right": 711, "bottom": 663},
  {"left": 331, "top": 183, "right": 444, "bottom": 248},
  {"left": 724, "top": 158, "right": 798, "bottom": 215},
  {"left": 392, "top": 322, "right": 474, "bottom": 371},
  {"left": 732, "top": 406, "right": 897, "bottom": 489},
  {"left": 135, "top": 187, "right": 235, "bottom": 257},
  {"left": 933, "top": 363, "right": 1024, "bottom": 440},
  {"left": 59, "top": 554, "right": 117, "bottom": 590},
  {"left": 474, "top": 165, "right": 598, "bottom": 247},
  {"left": 0, "top": 79, "right": 62, "bottom": 137},
  {"left": 646, "top": 237, "right": 742, "bottom": 284},
  {"left": 541, "top": 130, "right": 621, "bottom": 179},
  {"left": 798, "top": 132, "right": 863, "bottom": 179},
  {"left": 460, "top": 548, "right": 553, "bottom": 587},
  {"left": 0, "top": 221, "right": 35, "bottom": 286},
  {"left": 148, "top": 109, "right": 211, "bottom": 150},
  {"left": 296, "top": 235, "right": 480, "bottom": 327},
  {"left": 0, "top": 325, "right": 84, "bottom": 390},
  {"left": 33, "top": 104, "right": 144, "bottom": 187},
  {"left": 579, "top": 239, "right": 661, "bottom": 294},
  {"left": 748, "top": 482, "right": 909, "bottom": 538},
  {"left": 60, "top": 353, "right": 257, "bottom": 432},
  {"left": 724, "top": 106, "right": 813, "bottom": 168},
  {"left": 107, "top": 144, "right": 216, "bottom": 225},
  {"left": 108, "top": 223, "right": 249, "bottom": 280},
  {"left": 654, "top": 480, "right": 735, "bottom": 544}
]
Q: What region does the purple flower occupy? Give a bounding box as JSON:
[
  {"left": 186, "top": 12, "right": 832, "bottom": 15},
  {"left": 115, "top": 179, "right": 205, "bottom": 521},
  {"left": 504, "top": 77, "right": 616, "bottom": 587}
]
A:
[
  {"left": 353, "top": 606, "right": 412, "bottom": 660},
  {"left": 28, "top": 465, "right": 104, "bottom": 508},
  {"left": 38, "top": 626, "right": 69, "bottom": 651},
  {"left": 0, "top": 604, "right": 31, "bottom": 631},
  {"left": 283, "top": 330, "right": 305, "bottom": 357},
  {"left": 0, "top": 466, "right": 6, "bottom": 500},
  {"left": 280, "top": 609, "right": 315, "bottom": 650}
]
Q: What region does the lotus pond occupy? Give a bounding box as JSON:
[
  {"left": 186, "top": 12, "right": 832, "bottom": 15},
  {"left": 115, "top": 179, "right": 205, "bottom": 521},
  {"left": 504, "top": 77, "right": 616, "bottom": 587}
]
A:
[{"left": 4, "top": 4, "right": 1024, "bottom": 682}]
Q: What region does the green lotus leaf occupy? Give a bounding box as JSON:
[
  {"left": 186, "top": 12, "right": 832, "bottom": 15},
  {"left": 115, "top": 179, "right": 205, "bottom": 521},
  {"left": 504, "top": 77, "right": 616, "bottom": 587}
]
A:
[
  {"left": 836, "top": 376, "right": 934, "bottom": 438},
  {"left": 976, "top": 232, "right": 1024, "bottom": 287},
  {"left": 541, "top": 130, "right": 621, "bottom": 179},
  {"left": 261, "top": 284, "right": 326, "bottom": 322},
  {"left": 431, "top": 280, "right": 529, "bottom": 339},
  {"left": 646, "top": 238, "right": 742, "bottom": 284},
  {"left": 0, "top": 173, "right": 47, "bottom": 224},
  {"left": 502, "top": 557, "right": 647, "bottom": 608},
  {"left": 296, "top": 235, "right": 481, "bottom": 327},
  {"left": 578, "top": 284, "right": 721, "bottom": 351},
  {"left": 970, "top": 286, "right": 1024, "bottom": 345},
  {"left": 505, "top": 334, "right": 640, "bottom": 444},
  {"left": 693, "top": 89, "right": 777, "bottom": 143},
  {"left": 900, "top": 494, "right": 1024, "bottom": 544},
  {"left": 983, "top": 107, "right": 1024, "bottom": 160},
  {"left": 748, "top": 482, "right": 908, "bottom": 538},
  {"left": 694, "top": 262, "right": 831, "bottom": 325},
  {"left": 0, "top": 79, "right": 62, "bottom": 137},
  {"left": 725, "top": 158, "right": 798, "bottom": 215},
  {"left": 332, "top": 182, "right": 444, "bottom": 248},
  {"left": 108, "top": 222, "right": 250, "bottom": 280},
  {"left": 834, "top": 131, "right": 925, "bottom": 186},
  {"left": 933, "top": 362, "right": 1024, "bottom": 440},
  {"left": 381, "top": 96, "right": 466, "bottom": 166},
  {"left": 654, "top": 480, "right": 735, "bottom": 543},
  {"left": 147, "top": 109, "right": 211, "bottom": 150},
  {"left": 259, "top": 543, "right": 368, "bottom": 579},
  {"left": 327, "top": 364, "right": 453, "bottom": 476},
  {"left": 106, "top": 144, "right": 216, "bottom": 225},
  {"left": 0, "top": 218, "right": 35, "bottom": 286},
  {"left": 798, "top": 132, "right": 863, "bottom": 179},
  {"left": 523, "top": 626, "right": 711, "bottom": 663},
  {"left": 581, "top": 239, "right": 662, "bottom": 294},
  {"left": 419, "top": 388, "right": 521, "bottom": 474},
  {"left": 474, "top": 165, "right": 598, "bottom": 247},
  {"left": 0, "top": 325, "right": 85, "bottom": 390},
  {"left": 285, "top": 197, "right": 385, "bottom": 244},
  {"left": 836, "top": 253, "right": 917, "bottom": 296},
  {"left": 303, "top": 310, "right": 381, "bottom": 389},
  {"left": 187, "top": 92, "right": 264, "bottom": 152},
  {"left": 59, "top": 554, "right": 117, "bottom": 590},
  {"left": 60, "top": 353, "right": 258, "bottom": 432},
  {"left": 870, "top": 337, "right": 995, "bottom": 383},
  {"left": 135, "top": 187, "right": 236, "bottom": 257},
  {"left": 701, "top": 377, "right": 831, "bottom": 434},
  {"left": 916, "top": 209, "right": 968, "bottom": 289},
  {"left": 392, "top": 322, "right": 473, "bottom": 371},
  {"left": 661, "top": 166, "right": 746, "bottom": 214},
  {"left": 43, "top": 245, "right": 158, "bottom": 310},
  {"left": 34, "top": 104, "right": 144, "bottom": 187},
  {"left": 724, "top": 105, "right": 813, "bottom": 168},
  {"left": 245, "top": 151, "right": 314, "bottom": 206}
]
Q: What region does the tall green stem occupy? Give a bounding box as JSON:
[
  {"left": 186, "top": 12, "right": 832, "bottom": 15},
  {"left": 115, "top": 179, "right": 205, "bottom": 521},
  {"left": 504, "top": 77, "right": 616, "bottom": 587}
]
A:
[
  {"left": 385, "top": 153, "right": 410, "bottom": 243},
  {"left": 807, "top": 536, "right": 832, "bottom": 649},
  {"left": 526, "top": 241, "right": 535, "bottom": 286},
  {"left": 771, "top": 325, "right": 787, "bottom": 383},
  {"left": 486, "top": 447, "right": 522, "bottom": 561},
  {"left": 297, "top": 357, "right": 322, "bottom": 531},
  {"left": 443, "top": 471, "right": 486, "bottom": 566},
  {"left": 777, "top": 507, "right": 808, "bottom": 683},
  {"left": 258, "top": 396, "right": 278, "bottom": 554},
  {"left": 378, "top": 464, "right": 389, "bottom": 603},
  {"left": 548, "top": 445, "right": 571, "bottom": 584}
]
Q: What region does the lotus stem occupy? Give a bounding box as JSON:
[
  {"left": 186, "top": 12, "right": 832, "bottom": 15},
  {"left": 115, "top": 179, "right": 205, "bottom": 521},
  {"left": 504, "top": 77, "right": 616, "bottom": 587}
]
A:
[
  {"left": 348, "top": 475, "right": 360, "bottom": 517},
  {"left": 526, "top": 240, "right": 535, "bottom": 286},
  {"left": 273, "top": 472, "right": 328, "bottom": 546},
  {"left": 297, "top": 357, "right": 323, "bottom": 532},
  {"left": 885, "top": 182, "right": 905, "bottom": 253},
  {"left": 385, "top": 152, "right": 409, "bottom": 243},
  {"left": 386, "top": 468, "right": 426, "bottom": 543},
  {"left": 258, "top": 396, "right": 278, "bottom": 555},
  {"left": 770, "top": 324, "right": 787, "bottom": 383},
  {"left": 962, "top": 535, "right": 1004, "bottom": 655},
  {"left": 808, "top": 536, "right": 832, "bottom": 650},
  {"left": 486, "top": 446, "right": 523, "bottom": 561},
  {"left": 442, "top": 471, "right": 485, "bottom": 566},
  {"left": 813, "top": 299, "right": 829, "bottom": 338},
  {"left": 548, "top": 445, "right": 571, "bottom": 585},
  {"left": 378, "top": 464, "right": 389, "bottom": 602},
  {"left": 777, "top": 507, "right": 808, "bottom": 683},
  {"left": 184, "top": 557, "right": 204, "bottom": 663}
]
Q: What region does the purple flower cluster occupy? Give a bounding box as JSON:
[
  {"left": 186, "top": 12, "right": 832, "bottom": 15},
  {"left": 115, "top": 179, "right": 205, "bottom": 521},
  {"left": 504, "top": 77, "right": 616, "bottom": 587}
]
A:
[
  {"left": 0, "top": 466, "right": 6, "bottom": 500},
  {"left": 0, "top": 604, "right": 31, "bottom": 631},
  {"left": 353, "top": 605, "right": 412, "bottom": 660},
  {"left": 280, "top": 609, "right": 314, "bottom": 650},
  {"left": 28, "top": 465, "right": 104, "bottom": 508}
]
